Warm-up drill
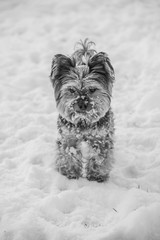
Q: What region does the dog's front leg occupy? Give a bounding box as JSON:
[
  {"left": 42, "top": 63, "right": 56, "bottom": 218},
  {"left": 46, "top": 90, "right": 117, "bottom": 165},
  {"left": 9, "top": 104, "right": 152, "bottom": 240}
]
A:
[
  {"left": 86, "top": 156, "right": 110, "bottom": 182},
  {"left": 86, "top": 141, "right": 113, "bottom": 182},
  {"left": 56, "top": 139, "right": 82, "bottom": 179}
]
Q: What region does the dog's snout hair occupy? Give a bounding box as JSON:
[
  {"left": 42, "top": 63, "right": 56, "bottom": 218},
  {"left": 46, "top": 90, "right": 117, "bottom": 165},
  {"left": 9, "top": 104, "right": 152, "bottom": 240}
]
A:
[{"left": 77, "top": 97, "right": 89, "bottom": 110}]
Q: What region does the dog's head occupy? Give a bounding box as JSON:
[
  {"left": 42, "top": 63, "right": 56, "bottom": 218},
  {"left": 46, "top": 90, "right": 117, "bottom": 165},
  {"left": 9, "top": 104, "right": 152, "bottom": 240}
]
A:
[{"left": 50, "top": 39, "right": 115, "bottom": 125}]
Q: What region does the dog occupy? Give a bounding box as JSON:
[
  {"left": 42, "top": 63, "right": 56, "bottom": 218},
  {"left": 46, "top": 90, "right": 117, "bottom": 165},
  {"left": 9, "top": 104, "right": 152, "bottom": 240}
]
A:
[{"left": 50, "top": 39, "right": 115, "bottom": 182}]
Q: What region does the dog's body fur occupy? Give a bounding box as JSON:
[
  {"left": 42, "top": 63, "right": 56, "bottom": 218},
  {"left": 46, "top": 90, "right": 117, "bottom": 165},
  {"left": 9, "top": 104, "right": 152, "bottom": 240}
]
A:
[{"left": 50, "top": 39, "right": 115, "bottom": 182}]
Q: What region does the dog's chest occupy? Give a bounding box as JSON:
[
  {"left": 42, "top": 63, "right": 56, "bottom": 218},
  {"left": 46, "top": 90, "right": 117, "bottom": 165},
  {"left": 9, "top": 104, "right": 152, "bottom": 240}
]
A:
[
  {"left": 61, "top": 132, "right": 97, "bottom": 159},
  {"left": 68, "top": 135, "right": 100, "bottom": 178},
  {"left": 78, "top": 140, "right": 93, "bottom": 159},
  {"left": 59, "top": 126, "right": 107, "bottom": 159},
  {"left": 78, "top": 141, "right": 92, "bottom": 177}
]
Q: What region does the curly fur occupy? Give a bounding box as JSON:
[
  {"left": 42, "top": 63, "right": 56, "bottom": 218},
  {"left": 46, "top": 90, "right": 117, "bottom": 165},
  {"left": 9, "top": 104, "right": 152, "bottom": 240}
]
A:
[{"left": 50, "top": 39, "right": 115, "bottom": 182}]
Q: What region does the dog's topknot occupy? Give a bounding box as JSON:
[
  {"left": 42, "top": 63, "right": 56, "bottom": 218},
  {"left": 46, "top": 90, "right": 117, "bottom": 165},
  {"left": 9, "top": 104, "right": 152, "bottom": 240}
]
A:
[{"left": 72, "top": 38, "right": 97, "bottom": 65}]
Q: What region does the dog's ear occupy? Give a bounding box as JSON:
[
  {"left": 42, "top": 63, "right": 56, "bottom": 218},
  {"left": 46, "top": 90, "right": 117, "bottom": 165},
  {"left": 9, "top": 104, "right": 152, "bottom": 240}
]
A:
[
  {"left": 50, "top": 54, "right": 75, "bottom": 87},
  {"left": 89, "top": 52, "right": 115, "bottom": 83}
]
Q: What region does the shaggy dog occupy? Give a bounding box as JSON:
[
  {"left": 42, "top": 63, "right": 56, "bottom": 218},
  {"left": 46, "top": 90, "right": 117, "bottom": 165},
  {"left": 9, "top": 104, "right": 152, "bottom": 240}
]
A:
[{"left": 50, "top": 39, "right": 115, "bottom": 182}]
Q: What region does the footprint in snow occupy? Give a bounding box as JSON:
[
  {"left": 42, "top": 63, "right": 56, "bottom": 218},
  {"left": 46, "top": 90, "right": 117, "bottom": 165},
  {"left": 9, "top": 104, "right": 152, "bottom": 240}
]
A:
[{"left": 81, "top": 217, "right": 101, "bottom": 228}]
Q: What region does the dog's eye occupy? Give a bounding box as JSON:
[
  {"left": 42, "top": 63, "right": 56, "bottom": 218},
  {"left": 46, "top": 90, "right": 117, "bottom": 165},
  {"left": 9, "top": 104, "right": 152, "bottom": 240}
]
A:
[
  {"left": 68, "top": 88, "right": 76, "bottom": 94},
  {"left": 89, "top": 88, "right": 97, "bottom": 93}
]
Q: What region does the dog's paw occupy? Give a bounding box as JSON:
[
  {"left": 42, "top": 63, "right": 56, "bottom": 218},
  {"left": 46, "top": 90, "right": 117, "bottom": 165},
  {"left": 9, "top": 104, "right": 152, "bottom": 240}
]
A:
[
  {"left": 87, "top": 174, "right": 109, "bottom": 183},
  {"left": 57, "top": 166, "right": 81, "bottom": 180}
]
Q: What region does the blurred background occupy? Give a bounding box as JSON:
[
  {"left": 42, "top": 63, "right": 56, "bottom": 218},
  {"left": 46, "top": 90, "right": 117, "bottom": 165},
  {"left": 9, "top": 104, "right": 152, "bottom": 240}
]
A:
[{"left": 1, "top": 0, "right": 160, "bottom": 93}]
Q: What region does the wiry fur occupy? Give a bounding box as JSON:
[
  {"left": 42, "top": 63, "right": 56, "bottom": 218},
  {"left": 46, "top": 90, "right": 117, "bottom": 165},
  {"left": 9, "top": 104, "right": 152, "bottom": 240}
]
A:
[{"left": 50, "top": 39, "right": 115, "bottom": 182}]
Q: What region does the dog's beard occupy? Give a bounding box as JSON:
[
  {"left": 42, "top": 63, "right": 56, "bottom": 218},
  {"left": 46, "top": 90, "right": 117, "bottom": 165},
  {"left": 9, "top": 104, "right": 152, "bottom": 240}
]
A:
[
  {"left": 56, "top": 85, "right": 111, "bottom": 125},
  {"left": 70, "top": 97, "right": 110, "bottom": 125}
]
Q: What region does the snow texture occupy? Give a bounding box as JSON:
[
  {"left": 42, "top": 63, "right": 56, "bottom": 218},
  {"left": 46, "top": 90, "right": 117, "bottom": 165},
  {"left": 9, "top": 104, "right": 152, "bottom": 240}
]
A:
[{"left": 0, "top": 0, "right": 160, "bottom": 239}]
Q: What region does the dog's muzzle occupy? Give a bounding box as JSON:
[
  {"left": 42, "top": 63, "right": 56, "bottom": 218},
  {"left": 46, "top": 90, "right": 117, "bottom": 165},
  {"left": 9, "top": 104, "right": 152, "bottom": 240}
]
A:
[{"left": 74, "top": 96, "right": 92, "bottom": 113}]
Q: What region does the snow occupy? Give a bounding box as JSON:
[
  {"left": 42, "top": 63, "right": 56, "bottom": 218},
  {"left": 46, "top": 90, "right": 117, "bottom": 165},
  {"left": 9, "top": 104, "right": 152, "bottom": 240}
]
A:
[{"left": 0, "top": 0, "right": 160, "bottom": 239}]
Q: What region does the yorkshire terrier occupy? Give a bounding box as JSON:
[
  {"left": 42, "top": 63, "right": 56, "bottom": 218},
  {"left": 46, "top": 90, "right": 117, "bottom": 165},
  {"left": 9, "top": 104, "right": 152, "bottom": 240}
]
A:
[{"left": 50, "top": 39, "right": 115, "bottom": 182}]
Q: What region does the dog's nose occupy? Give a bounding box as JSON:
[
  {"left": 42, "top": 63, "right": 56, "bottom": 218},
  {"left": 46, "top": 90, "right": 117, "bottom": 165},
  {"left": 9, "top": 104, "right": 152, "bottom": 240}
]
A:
[{"left": 77, "top": 98, "right": 88, "bottom": 110}]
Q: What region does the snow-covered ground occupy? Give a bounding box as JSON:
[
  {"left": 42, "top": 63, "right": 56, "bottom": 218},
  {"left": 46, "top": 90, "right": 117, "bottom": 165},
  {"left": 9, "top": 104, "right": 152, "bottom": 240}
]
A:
[{"left": 1, "top": 0, "right": 160, "bottom": 239}]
